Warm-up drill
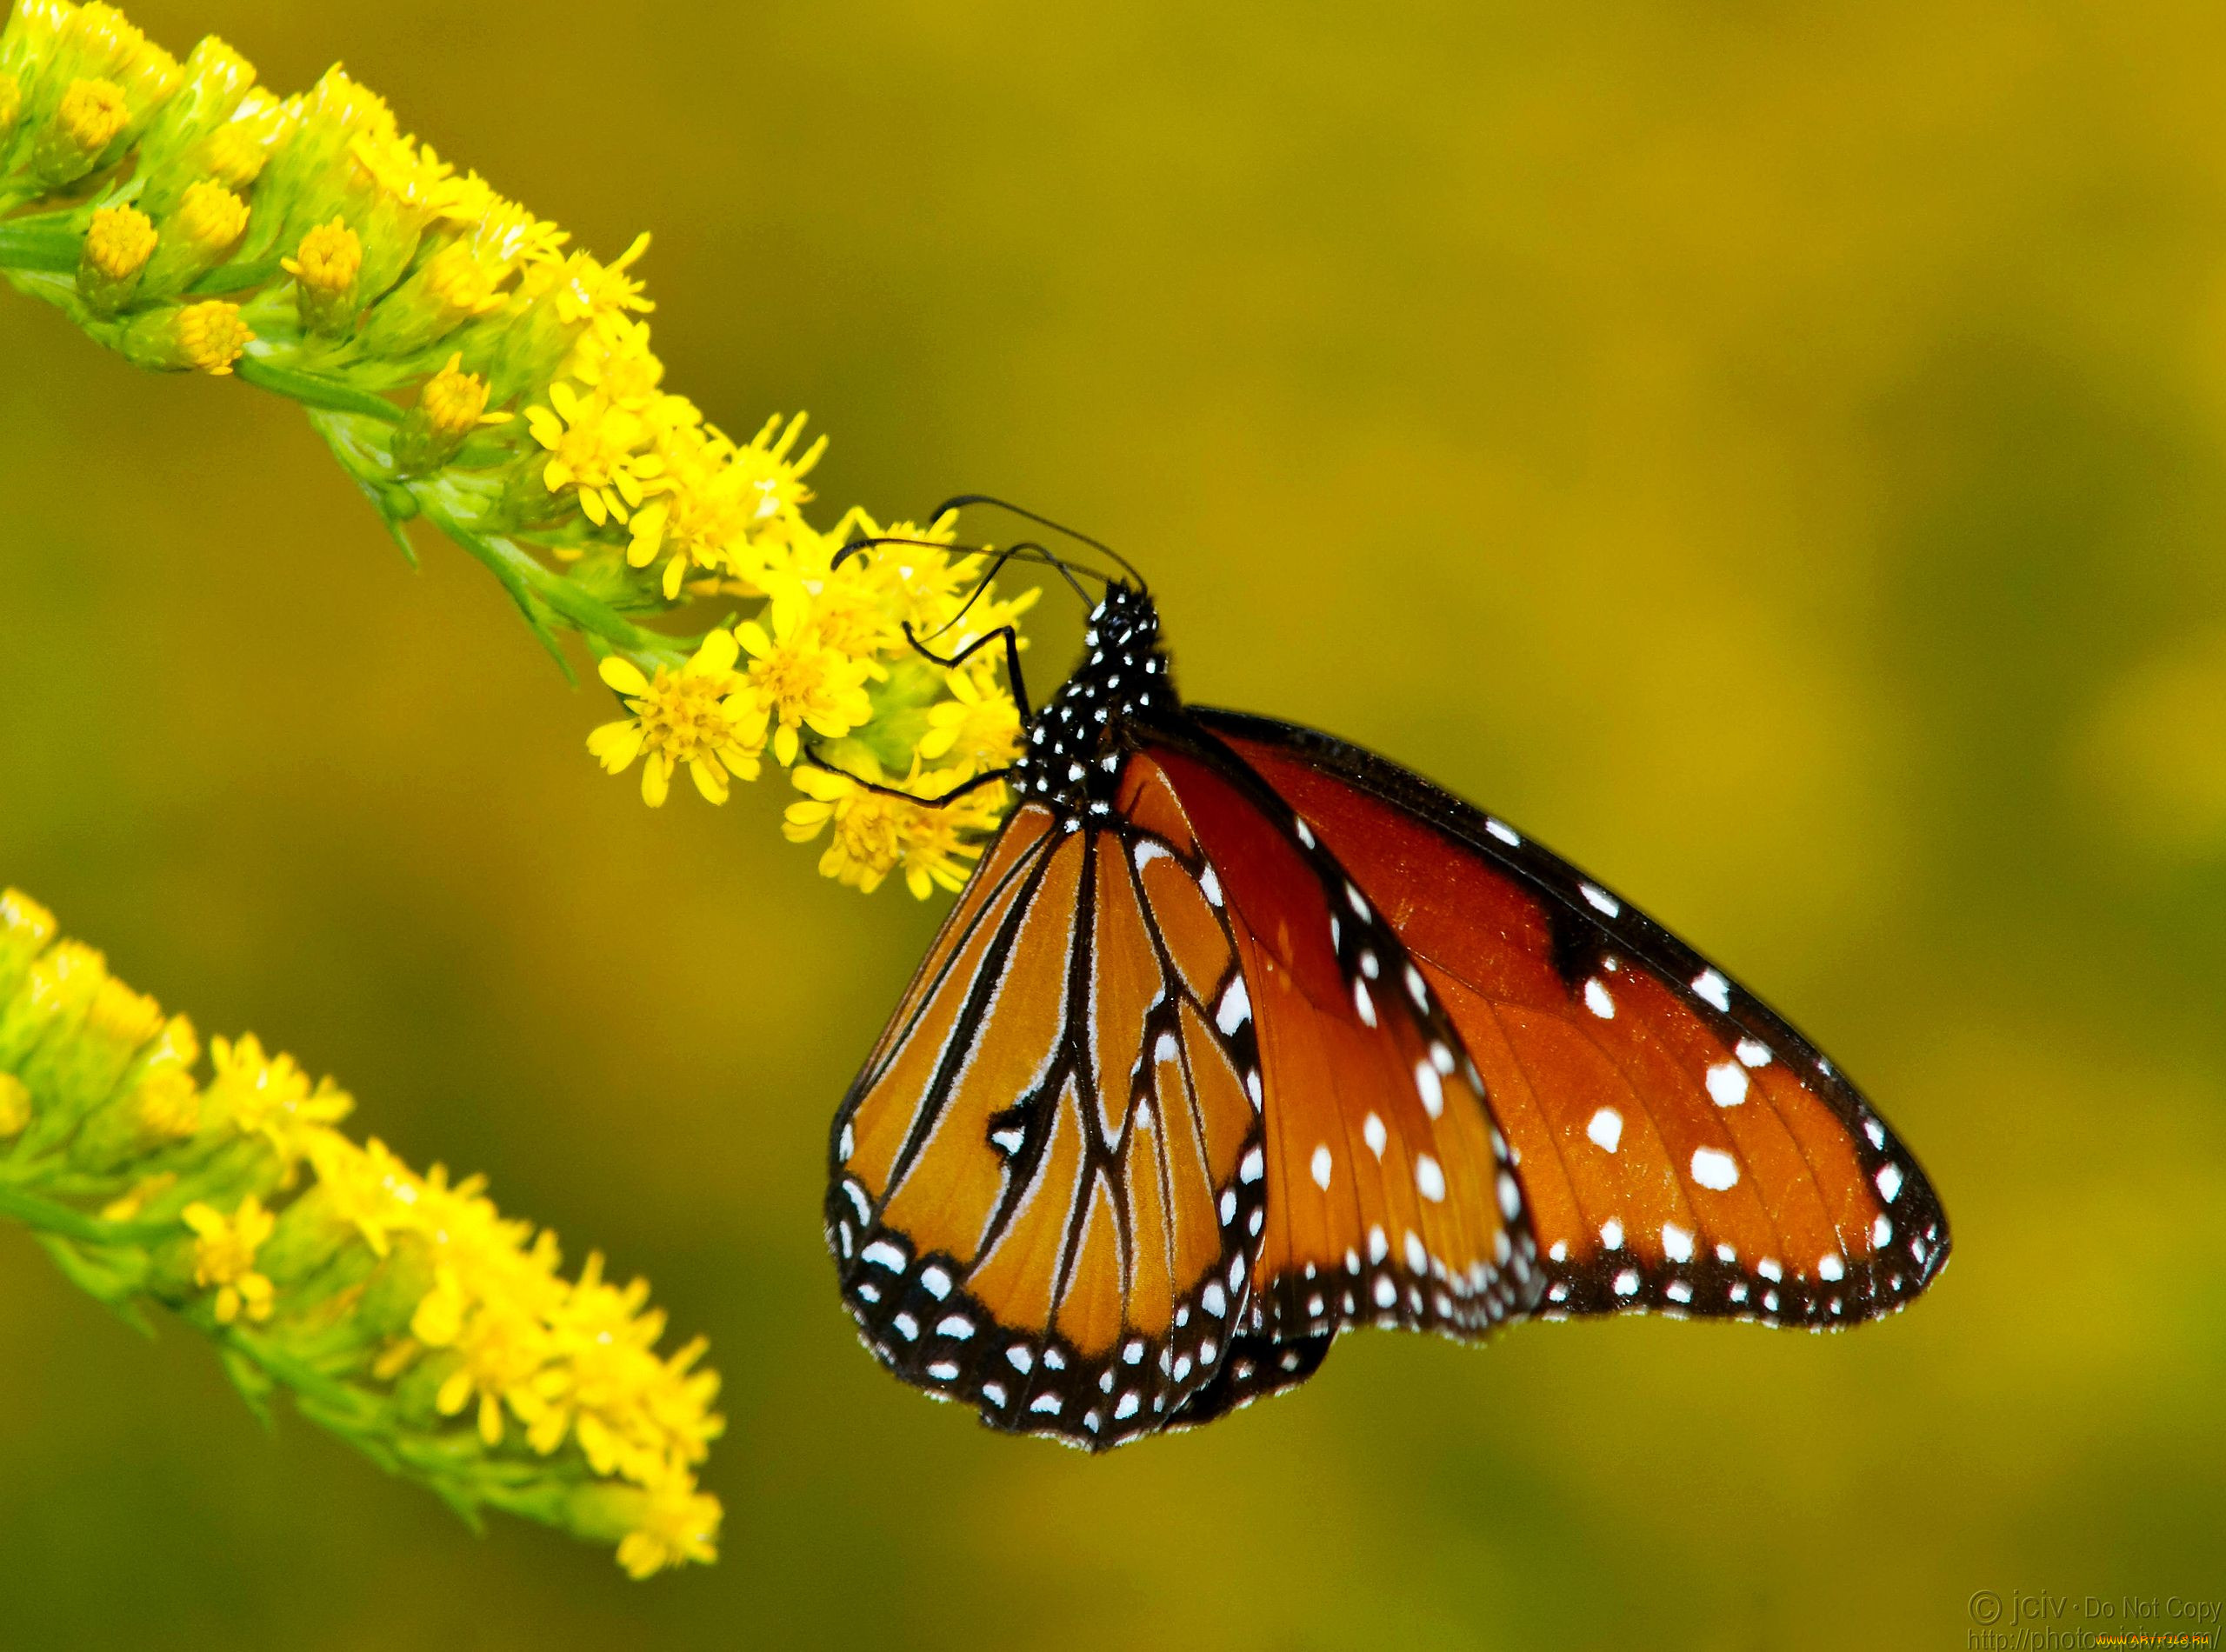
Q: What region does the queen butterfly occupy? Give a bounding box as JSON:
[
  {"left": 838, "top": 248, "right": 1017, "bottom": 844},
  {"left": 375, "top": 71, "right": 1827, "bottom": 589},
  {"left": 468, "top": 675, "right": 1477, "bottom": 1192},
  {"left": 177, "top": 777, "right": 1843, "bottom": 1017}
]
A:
[{"left": 823, "top": 514, "right": 1949, "bottom": 1449}]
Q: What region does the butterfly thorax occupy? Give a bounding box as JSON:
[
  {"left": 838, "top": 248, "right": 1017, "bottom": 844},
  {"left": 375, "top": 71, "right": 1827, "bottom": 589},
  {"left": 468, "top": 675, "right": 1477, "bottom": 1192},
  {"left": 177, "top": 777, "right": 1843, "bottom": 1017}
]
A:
[{"left": 1016, "top": 583, "right": 1176, "bottom": 818}]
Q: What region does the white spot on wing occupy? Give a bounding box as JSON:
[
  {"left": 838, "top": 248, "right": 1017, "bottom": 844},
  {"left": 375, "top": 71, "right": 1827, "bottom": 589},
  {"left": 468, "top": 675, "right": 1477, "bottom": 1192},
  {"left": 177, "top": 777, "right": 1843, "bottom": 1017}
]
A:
[
  {"left": 1485, "top": 818, "right": 1520, "bottom": 847},
  {"left": 1662, "top": 1222, "right": 1694, "bottom": 1262},
  {"left": 1415, "top": 1154, "right": 1445, "bottom": 1202},
  {"left": 1583, "top": 978, "right": 1615, "bottom": 1019},
  {"left": 1876, "top": 1162, "right": 1903, "bottom": 1202},
  {"left": 1579, "top": 882, "right": 1620, "bottom": 917},
  {"left": 1586, "top": 1107, "right": 1623, "bottom": 1154},
  {"left": 1601, "top": 1218, "right": 1624, "bottom": 1250},
  {"left": 1690, "top": 1147, "right": 1740, "bottom": 1190},
  {"left": 1693, "top": 969, "right": 1732, "bottom": 1012},
  {"left": 1705, "top": 1062, "right": 1749, "bottom": 1108},
  {"left": 1735, "top": 1038, "right": 1773, "bottom": 1069},
  {"left": 1216, "top": 976, "right": 1250, "bottom": 1036},
  {"left": 1197, "top": 866, "right": 1223, "bottom": 907},
  {"left": 1310, "top": 1143, "right": 1334, "bottom": 1190},
  {"left": 1352, "top": 978, "right": 1377, "bottom": 1027},
  {"left": 1363, "top": 1112, "right": 1388, "bottom": 1157},
  {"left": 1414, "top": 1060, "right": 1443, "bottom": 1118}
]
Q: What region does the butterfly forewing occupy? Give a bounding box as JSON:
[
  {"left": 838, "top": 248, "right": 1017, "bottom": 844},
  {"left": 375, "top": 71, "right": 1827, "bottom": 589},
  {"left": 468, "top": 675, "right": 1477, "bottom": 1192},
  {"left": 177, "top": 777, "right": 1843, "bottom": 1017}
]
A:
[
  {"left": 828, "top": 803, "right": 1271, "bottom": 1449},
  {"left": 1195, "top": 710, "right": 1951, "bottom": 1330}
]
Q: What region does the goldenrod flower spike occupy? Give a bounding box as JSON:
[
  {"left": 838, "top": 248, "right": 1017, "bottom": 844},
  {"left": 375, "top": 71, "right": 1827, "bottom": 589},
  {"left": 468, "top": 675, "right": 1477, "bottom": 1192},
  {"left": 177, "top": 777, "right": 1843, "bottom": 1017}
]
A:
[
  {"left": 0, "top": 889, "right": 725, "bottom": 1577},
  {"left": 1, "top": 0, "right": 1039, "bottom": 898}
]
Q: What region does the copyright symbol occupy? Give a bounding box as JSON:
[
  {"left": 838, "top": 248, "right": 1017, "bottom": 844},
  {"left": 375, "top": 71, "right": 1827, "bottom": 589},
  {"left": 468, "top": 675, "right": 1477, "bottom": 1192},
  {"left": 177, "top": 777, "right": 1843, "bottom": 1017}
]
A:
[{"left": 1970, "top": 1591, "right": 2004, "bottom": 1625}]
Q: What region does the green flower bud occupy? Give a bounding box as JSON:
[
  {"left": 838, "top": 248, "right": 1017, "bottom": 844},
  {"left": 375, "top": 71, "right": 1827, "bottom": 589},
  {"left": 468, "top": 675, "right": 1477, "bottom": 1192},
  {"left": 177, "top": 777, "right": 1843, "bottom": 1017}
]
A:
[
  {"left": 119, "top": 296, "right": 252, "bottom": 375},
  {"left": 137, "top": 176, "right": 248, "bottom": 296},
  {"left": 392, "top": 352, "right": 502, "bottom": 475},
  {"left": 76, "top": 201, "right": 156, "bottom": 313},
  {"left": 279, "top": 215, "right": 361, "bottom": 335}
]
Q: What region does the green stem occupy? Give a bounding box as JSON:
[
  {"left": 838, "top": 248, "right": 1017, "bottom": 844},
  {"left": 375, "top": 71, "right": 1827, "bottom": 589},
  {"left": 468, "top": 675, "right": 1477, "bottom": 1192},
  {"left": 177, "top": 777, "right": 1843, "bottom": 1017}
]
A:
[
  {"left": 417, "top": 496, "right": 695, "bottom": 665},
  {"left": 0, "top": 1184, "right": 177, "bottom": 1245}
]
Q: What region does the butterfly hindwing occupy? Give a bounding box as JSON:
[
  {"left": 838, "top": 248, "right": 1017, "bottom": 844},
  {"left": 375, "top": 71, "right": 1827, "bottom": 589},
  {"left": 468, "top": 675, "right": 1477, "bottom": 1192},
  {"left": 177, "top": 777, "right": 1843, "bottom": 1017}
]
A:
[{"left": 1122, "top": 743, "right": 1545, "bottom": 1345}]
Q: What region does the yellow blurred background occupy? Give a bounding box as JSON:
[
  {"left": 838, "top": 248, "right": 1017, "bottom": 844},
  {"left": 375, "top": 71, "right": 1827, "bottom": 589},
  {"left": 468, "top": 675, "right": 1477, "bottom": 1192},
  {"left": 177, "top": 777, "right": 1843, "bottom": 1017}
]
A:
[{"left": 4, "top": 1, "right": 2223, "bottom": 1645}]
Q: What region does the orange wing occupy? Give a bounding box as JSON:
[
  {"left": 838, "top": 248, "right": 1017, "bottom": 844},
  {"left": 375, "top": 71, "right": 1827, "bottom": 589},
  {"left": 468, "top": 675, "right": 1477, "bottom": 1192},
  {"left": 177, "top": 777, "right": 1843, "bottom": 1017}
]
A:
[
  {"left": 828, "top": 803, "right": 1269, "bottom": 1449},
  {"left": 1127, "top": 746, "right": 1544, "bottom": 1348},
  {"left": 1193, "top": 710, "right": 1951, "bottom": 1331}
]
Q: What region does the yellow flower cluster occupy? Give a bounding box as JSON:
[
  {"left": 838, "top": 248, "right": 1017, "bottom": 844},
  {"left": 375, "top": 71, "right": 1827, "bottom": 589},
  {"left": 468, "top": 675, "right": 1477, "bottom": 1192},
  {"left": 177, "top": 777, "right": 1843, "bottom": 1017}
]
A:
[
  {"left": 0, "top": 0, "right": 1037, "bottom": 898},
  {"left": 0, "top": 888, "right": 723, "bottom": 1578}
]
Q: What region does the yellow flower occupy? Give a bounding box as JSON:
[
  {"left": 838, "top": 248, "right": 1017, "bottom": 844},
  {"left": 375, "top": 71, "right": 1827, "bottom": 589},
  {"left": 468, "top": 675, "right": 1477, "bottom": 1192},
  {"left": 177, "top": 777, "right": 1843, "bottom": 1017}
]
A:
[
  {"left": 83, "top": 203, "right": 156, "bottom": 281},
  {"left": 420, "top": 354, "right": 502, "bottom": 434},
  {"left": 588, "top": 631, "right": 769, "bottom": 807},
  {"left": 203, "top": 1033, "right": 351, "bottom": 1169},
  {"left": 183, "top": 1196, "right": 277, "bottom": 1325},
  {"left": 174, "top": 300, "right": 252, "bottom": 373},
  {"left": 570, "top": 312, "right": 668, "bottom": 411},
  {"left": 85, "top": 975, "right": 163, "bottom": 1047},
  {"left": 307, "top": 1131, "right": 420, "bottom": 1257},
  {"left": 0, "top": 1074, "right": 30, "bottom": 1138},
  {"left": 133, "top": 1069, "right": 200, "bottom": 1138},
  {"left": 417, "top": 1274, "right": 552, "bottom": 1449},
  {"left": 915, "top": 660, "right": 1024, "bottom": 776},
  {"left": 283, "top": 217, "right": 362, "bottom": 290},
  {"left": 420, "top": 236, "right": 510, "bottom": 320},
  {"left": 550, "top": 230, "right": 655, "bottom": 325},
  {"left": 393, "top": 352, "right": 509, "bottom": 474},
  {"left": 525, "top": 381, "right": 662, "bottom": 528},
  {"left": 784, "top": 761, "right": 1003, "bottom": 898},
  {"left": 170, "top": 177, "right": 248, "bottom": 256},
  {"left": 737, "top": 583, "right": 885, "bottom": 767},
  {"left": 56, "top": 74, "right": 129, "bottom": 150},
  {"left": 616, "top": 1469, "right": 723, "bottom": 1580}
]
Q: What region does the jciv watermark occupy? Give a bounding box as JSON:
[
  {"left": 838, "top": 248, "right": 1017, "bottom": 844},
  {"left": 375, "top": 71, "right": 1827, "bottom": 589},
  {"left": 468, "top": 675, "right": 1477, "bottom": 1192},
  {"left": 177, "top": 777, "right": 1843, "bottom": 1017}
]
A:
[{"left": 1965, "top": 1591, "right": 2222, "bottom": 1649}]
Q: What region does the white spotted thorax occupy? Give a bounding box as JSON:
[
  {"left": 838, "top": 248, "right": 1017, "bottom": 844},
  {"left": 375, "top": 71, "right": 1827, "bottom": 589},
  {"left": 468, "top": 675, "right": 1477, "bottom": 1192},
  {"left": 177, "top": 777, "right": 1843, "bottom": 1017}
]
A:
[{"left": 1019, "top": 585, "right": 1176, "bottom": 821}]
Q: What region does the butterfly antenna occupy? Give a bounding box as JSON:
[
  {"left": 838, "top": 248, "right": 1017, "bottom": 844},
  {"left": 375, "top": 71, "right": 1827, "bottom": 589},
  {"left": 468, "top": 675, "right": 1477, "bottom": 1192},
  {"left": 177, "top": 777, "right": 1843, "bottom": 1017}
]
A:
[
  {"left": 833, "top": 534, "right": 1097, "bottom": 614},
  {"left": 930, "top": 494, "right": 1150, "bottom": 594}
]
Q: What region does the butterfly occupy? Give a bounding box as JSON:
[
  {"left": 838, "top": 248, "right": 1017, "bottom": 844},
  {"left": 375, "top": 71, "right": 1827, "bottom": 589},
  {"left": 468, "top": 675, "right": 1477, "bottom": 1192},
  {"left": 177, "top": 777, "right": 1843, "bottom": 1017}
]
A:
[{"left": 823, "top": 504, "right": 1950, "bottom": 1449}]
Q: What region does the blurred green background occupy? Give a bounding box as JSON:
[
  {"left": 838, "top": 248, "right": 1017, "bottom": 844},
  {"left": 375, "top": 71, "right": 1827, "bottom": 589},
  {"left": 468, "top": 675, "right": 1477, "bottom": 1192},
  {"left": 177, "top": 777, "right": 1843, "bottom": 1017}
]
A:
[{"left": 3, "top": 1, "right": 2223, "bottom": 1646}]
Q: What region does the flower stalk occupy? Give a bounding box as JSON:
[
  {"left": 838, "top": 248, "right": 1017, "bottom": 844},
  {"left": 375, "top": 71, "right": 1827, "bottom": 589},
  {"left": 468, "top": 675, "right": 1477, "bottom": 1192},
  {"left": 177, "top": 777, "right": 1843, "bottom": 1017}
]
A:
[
  {"left": 0, "top": 888, "right": 723, "bottom": 1578},
  {"left": 0, "top": 0, "right": 1038, "bottom": 895}
]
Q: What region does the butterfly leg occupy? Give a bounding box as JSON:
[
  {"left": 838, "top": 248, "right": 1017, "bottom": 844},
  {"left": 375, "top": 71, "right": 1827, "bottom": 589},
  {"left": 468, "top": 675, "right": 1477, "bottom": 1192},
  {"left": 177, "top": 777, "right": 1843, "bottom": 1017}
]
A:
[
  {"left": 901, "top": 620, "right": 1031, "bottom": 725},
  {"left": 798, "top": 749, "right": 1017, "bottom": 808}
]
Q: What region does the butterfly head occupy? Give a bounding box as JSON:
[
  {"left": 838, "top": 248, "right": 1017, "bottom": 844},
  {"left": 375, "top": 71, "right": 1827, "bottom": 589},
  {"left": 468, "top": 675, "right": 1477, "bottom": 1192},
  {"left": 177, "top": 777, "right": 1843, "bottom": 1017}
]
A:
[{"left": 1016, "top": 583, "right": 1175, "bottom": 816}]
